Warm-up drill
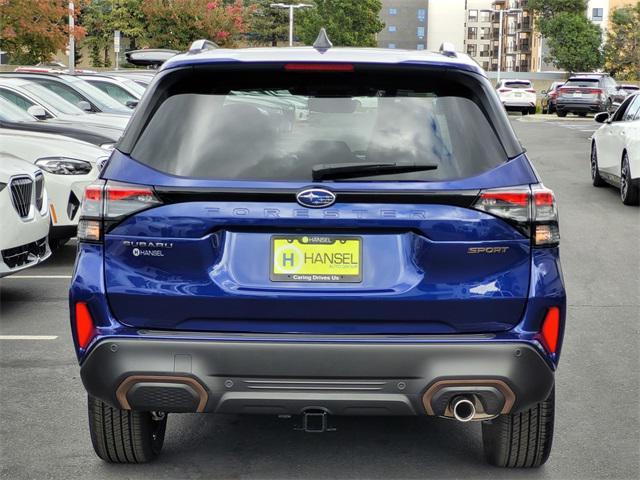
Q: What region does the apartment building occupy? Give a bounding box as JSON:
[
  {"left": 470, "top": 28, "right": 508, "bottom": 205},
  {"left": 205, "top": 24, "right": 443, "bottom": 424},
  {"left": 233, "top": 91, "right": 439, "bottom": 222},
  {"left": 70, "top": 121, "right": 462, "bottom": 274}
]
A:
[
  {"left": 463, "top": 0, "right": 541, "bottom": 73},
  {"left": 377, "top": 0, "right": 465, "bottom": 51},
  {"left": 377, "top": 1, "right": 430, "bottom": 50}
]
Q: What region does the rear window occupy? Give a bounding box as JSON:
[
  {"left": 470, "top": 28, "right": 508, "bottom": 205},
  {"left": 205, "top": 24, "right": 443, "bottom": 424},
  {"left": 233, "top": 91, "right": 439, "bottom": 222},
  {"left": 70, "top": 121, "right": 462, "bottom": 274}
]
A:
[
  {"left": 565, "top": 78, "right": 599, "bottom": 88},
  {"left": 129, "top": 67, "right": 511, "bottom": 182},
  {"left": 504, "top": 81, "right": 531, "bottom": 89}
]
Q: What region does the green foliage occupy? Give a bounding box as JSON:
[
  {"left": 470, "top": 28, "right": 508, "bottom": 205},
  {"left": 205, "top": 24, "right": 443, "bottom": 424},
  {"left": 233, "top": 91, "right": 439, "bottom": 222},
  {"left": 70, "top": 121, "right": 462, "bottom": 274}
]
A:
[
  {"left": 604, "top": 4, "right": 640, "bottom": 80},
  {"left": 297, "top": 0, "right": 384, "bottom": 47},
  {"left": 528, "top": 0, "right": 602, "bottom": 72},
  {"left": 528, "top": 0, "right": 587, "bottom": 22},
  {"left": 81, "top": 0, "right": 144, "bottom": 67},
  {"left": 140, "top": 0, "right": 252, "bottom": 50},
  {"left": 246, "top": 0, "right": 289, "bottom": 46},
  {"left": 542, "top": 12, "right": 602, "bottom": 72}
]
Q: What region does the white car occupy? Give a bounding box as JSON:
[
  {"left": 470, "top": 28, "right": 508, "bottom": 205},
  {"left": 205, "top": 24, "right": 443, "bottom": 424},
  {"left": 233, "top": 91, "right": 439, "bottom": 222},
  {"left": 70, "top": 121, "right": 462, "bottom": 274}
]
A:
[
  {"left": 0, "top": 154, "right": 51, "bottom": 277},
  {"left": 591, "top": 93, "right": 640, "bottom": 205},
  {"left": 0, "top": 129, "right": 109, "bottom": 248},
  {"left": 0, "top": 77, "right": 129, "bottom": 130},
  {"left": 496, "top": 79, "right": 537, "bottom": 115},
  {"left": 79, "top": 74, "right": 145, "bottom": 109}
]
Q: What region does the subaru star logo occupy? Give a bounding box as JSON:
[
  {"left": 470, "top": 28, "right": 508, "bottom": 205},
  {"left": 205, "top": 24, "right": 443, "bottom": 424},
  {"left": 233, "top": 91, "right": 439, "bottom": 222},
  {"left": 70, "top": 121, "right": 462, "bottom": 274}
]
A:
[{"left": 296, "top": 188, "right": 336, "bottom": 208}]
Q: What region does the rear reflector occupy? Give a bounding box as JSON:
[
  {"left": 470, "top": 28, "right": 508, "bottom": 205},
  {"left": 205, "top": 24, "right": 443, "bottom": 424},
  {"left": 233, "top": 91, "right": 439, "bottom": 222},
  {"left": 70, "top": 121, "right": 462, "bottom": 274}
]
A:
[
  {"left": 540, "top": 307, "right": 560, "bottom": 354},
  {"left": 75, "top": 302, "right": 95, "bottom": 349},
  {"left": 284, "top": 63, "right": 354, "bottom": 72}
]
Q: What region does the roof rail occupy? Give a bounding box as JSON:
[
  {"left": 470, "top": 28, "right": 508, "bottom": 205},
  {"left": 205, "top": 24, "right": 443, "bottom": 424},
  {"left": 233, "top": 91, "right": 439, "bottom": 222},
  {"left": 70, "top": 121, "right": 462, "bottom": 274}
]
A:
[
  {"left": 188, "top": 39, "right": 219, "bottom": 54},
  {"left": 438, "top": 42, "right": 457, "bottom": 58}
]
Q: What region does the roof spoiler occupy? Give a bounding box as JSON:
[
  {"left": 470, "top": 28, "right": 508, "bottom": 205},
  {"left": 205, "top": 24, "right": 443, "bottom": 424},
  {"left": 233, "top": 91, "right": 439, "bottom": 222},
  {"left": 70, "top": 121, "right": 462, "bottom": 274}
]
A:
[
  {"left": 125, "top": 49, "right": 180, "bottom": 67},
  {"left": 439, "top": 42, "right": 457, "bottom": 58},
  {"left": 188, "top": 39, "right": 219, "bottom": 54}
]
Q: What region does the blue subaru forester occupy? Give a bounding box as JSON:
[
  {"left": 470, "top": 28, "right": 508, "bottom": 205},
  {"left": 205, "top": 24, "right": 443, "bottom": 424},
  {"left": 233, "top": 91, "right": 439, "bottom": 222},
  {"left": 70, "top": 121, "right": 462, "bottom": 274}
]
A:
[{"left": 70, "top": 36, "right": 565, "bottom": 467}]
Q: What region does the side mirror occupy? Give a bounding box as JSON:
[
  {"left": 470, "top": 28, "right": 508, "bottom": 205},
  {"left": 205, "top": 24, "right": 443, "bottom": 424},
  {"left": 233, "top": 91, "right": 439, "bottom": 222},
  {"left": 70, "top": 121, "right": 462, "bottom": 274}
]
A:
[
  {"left": 125, "top": 99, "right": 139, "bottom": 109},
  {"left": 27, "top": 105, "right": 48, "bottom": 120},
  {"left": 594, "top": 112, "right": 609, "bottom": 124},
  {"left": 76, "top": 100, "right": 92, "bottom": 112}
]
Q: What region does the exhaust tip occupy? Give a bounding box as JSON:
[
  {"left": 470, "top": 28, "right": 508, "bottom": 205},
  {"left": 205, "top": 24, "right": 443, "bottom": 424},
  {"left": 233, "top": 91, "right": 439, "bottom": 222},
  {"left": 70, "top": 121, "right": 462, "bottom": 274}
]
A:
[{"left": 451, "top": 396, "right": 476, "bottom": 422}]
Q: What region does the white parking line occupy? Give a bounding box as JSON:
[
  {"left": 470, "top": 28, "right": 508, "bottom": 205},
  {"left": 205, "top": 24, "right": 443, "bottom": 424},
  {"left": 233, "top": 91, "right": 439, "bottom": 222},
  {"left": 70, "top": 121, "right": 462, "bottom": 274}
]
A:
[
  {"left": 3, "top": 275, "right": 72, "bottom": 279},
  {"left": 0, "top": 335, "right": 58, "bottom": 340}
]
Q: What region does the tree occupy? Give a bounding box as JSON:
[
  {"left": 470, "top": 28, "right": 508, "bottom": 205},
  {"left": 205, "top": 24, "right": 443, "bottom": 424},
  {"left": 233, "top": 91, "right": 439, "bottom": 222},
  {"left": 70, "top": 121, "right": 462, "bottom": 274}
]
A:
[
  {"left": 604, "top": 4, "right": 640, "bottom": 80},
  {"left": 529, "top": 0, "right": 602, "bottom": 72},
  {"left": 140, "top": 0, "right": 255, "bottom": 50},
  {"left": 81, "top": 0, "right": 146, "bottom": 67},
  {"left": 528, "top": 0, "right": 588, "bottom": 21},
  {"left": 0, "top": 0, "right": 86, "bottom": 64},
  {"left": 297, "top": 0, "right": 384, "bottom": 47},
  {"left": 540, "top": 12, "right": 602, "bottom": 72},
  {"left": 245, "top": 0, "right": 289, "bottom": 46}
]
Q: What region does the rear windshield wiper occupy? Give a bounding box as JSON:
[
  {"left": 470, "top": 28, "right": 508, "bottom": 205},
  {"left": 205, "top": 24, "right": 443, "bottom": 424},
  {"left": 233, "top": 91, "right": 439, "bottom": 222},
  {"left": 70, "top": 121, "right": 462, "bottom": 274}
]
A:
[{"left": 312, "top": 162, "right": 438, "bottom": 181}]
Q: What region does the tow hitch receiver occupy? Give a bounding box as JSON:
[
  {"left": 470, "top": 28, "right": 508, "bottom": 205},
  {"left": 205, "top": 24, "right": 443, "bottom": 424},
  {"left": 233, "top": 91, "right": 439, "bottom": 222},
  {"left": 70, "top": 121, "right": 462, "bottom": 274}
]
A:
[{"left": 296, "top": 409, "right": 336, "bottom": 433}]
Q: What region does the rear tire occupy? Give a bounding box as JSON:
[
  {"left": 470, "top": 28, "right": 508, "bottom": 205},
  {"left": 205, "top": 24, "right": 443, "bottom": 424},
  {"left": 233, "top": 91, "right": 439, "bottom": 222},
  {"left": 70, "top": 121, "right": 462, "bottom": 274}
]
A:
[
  {"left": 578, "top": 112, "right": 587, "bottom": 117},
  {"left": 529, "top": 107, "right": 536, "bottom": 115},
  {"left": 88, "top": 395, "right": 167, "bottom": 463},
  {"left": 482, "top": 388, "right": 555, "bottom": 468},
  {"left": 620, "top": 152, "right": 639, "bottom": 205},
  {"left": 591, "top": 143, "right": 606, "bottom": 187},
  {"left": 556, "top": 111, "right": 567, "bottom": 118}
]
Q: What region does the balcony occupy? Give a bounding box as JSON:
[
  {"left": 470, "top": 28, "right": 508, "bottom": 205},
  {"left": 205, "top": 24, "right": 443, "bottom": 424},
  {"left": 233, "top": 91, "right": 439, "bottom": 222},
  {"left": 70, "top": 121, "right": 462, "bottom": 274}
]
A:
[
  {"left": 480, "top": 50, "right": 492, "bottom": 57},
  {"left": 517, "top": 20, "right": 532, "bottom": 31}
]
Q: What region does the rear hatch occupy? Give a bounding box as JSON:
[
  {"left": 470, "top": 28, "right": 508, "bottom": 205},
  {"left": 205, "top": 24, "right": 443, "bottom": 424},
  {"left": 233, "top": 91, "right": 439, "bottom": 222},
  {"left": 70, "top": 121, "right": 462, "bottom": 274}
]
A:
[
  {"left": 498, "top": 80, "right": 535, "bottom": 103},
  {"left": 558, "top": 77, "right": 603, "bottom": 103},
  {"left": 99, "top": 63, "right": 539, "bottom": 335}
]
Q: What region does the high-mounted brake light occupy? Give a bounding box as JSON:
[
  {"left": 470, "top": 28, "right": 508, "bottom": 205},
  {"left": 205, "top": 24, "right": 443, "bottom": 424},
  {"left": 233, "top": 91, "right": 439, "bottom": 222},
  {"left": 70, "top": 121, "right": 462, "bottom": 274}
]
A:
[
  {"left": 75, "top": 302, "right": 95, "bottom": 350},
  {"left": 284, "top": 63, "right": 354, "bottom": 72},
  {"left": 473, "top": 185, "right": 560, "bottom": 247},
  {"left": 77, "top": 181, "right": 162, "bottom": 243},
  {"left": 540, "top": 306, "right": 560, "bottom": 354}
]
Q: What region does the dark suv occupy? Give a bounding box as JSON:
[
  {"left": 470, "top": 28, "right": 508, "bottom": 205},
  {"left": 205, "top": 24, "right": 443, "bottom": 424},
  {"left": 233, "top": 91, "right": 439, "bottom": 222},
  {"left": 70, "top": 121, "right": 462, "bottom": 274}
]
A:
[
  {"left": 556, "top": 73, "right": 618, "bottom": 117},
  {"left": 69, "top": 39, "right": 566, "bottom": 467}
]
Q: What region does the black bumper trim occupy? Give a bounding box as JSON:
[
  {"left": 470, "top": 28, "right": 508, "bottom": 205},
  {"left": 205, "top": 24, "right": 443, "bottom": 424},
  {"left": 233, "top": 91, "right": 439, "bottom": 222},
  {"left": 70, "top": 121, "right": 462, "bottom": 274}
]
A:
[{"left": 80, "top": 338, "right": 554, "bottom": 416}]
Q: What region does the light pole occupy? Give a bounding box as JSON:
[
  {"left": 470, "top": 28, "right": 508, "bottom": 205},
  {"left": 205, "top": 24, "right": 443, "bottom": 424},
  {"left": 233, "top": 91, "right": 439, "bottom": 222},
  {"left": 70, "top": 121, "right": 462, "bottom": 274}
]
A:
[
  {"left": 270, "top": 3, "right": 314, "bottom": 46},
  {"left": 482, "top": 8, "right": 522, "bottom": 82},
  {"left": 68, "top": 1, "right": 75, "bottom": 73}
]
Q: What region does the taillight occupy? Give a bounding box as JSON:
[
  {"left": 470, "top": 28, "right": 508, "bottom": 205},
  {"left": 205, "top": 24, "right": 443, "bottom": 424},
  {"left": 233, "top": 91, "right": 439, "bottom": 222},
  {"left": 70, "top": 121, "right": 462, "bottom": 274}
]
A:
[
  {"left": 587, "top": 88, "right": 603, "bottom": 95},
  {"left": 77, "top": 181, "right": 161, "bottom": 242},
  {"left": 540, "top": 306, "right": 560, "bottom": 354},
  {"left": 473, "top": 185, "right": 560, "bottom": 247},
  {"left": 525, "top": 89, "right": 536, "bottom": 93},
  {"left": 498, "top": 88, "right": 511, "bottom": 93}
]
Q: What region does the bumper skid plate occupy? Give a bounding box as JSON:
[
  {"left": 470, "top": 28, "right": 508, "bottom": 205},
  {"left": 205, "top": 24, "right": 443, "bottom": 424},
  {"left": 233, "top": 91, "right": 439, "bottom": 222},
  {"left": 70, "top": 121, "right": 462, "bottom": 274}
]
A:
[{"left": 81, "top": 338, "right": 554, "bottom": 417}]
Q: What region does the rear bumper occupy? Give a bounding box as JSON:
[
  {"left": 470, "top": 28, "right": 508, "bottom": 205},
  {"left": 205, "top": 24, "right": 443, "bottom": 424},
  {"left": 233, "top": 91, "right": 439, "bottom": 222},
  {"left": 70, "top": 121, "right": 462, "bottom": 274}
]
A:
[
  {"left": 556, "top": 101, "right": 605, "bottom": 113},
  {"left": 80, "top": 336, "right": 554, "bottom": 417}
]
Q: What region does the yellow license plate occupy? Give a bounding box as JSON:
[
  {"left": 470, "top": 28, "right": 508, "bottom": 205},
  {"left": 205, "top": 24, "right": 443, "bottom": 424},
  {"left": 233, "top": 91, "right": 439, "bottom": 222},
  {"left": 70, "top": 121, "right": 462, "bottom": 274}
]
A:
[{"left": 270, "top": 235, "right": 362, "bottom": 283}]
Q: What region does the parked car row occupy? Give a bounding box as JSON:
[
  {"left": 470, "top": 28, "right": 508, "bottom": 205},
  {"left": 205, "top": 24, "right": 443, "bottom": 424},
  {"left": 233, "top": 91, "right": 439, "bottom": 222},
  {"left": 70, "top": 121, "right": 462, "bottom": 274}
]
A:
[
  {"left": 0, "top": 70, "right": 154, "bottom": 277},
  {"left": 498, "top": 73, "right": 638, "bottom": 118},
  {"left": 540, "top": 73, "right": 638, "bottom": 117}
]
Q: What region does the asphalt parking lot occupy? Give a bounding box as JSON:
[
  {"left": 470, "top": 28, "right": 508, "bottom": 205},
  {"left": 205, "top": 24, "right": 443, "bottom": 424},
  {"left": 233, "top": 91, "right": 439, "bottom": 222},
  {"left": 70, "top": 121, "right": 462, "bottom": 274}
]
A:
[{"left": 1, "top": 114, "right": 638, "bottom": 480}]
